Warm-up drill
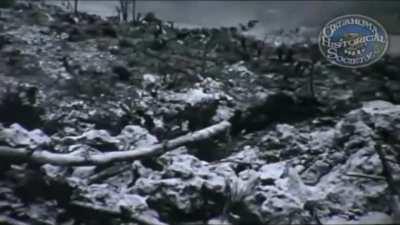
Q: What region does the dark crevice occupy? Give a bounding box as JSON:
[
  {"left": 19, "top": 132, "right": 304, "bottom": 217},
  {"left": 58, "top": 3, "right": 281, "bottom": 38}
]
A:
[
  {"left": 230, "top": 92, "right": 323, "bottom": 135},
  {"left": 0, "top": 86, "right": 45, "bottom": 130}
]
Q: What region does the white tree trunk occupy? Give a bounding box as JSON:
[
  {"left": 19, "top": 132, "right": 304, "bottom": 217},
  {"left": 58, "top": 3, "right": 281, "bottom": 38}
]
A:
[{"left": 0, "top": 121, "right": 231, "bottom": 166}]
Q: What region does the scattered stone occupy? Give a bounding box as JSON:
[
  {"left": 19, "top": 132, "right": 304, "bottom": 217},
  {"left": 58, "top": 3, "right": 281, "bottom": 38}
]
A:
[
  {"left": 0, "top": 123, "right": 50, "bottom": 149},
  {"left": 0, "top": 3, "right": 399, "bottom": 225}
]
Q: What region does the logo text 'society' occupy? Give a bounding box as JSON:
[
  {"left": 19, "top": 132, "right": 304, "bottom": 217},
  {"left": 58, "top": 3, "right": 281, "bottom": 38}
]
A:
[{"left": 319, "top": 15, "right": 389, "bottom": 68}]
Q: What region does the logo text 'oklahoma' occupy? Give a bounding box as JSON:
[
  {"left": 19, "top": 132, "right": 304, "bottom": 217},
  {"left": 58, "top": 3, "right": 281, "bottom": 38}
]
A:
[{"left": 319, "top": 15, "right": 389, "bottom": 68}]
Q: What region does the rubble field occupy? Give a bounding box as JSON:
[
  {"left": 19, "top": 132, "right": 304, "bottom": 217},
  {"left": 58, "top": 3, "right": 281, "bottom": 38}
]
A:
[{"left": 0, "top": 2, "right": 400, "bottom": 225}]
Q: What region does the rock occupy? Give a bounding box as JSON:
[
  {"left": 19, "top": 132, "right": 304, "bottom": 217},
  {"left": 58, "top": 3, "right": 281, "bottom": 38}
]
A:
[
  {"left": 117, "top": 125, "right": 158, "bottom": 150},
  {"left": 319, "top": 88, "right": 355, "bottom": 113},
  {"left": 224, "top": 101, "right": 400, "bottom": 223},
  {"left": 258, "top": 162, "right": 286, "bottom": 185},
  {"left": 61, "top": 129, "right": 119, "bottom": 151},
  {"left": 258, "top": 124, "right": 310, "bottom": 160},
  {"left": 163, "top": 88, "right": 220, "bottom": 106},
  {"left": 30, "top": 9, "right": 52, "bottom": 26},
  {"left": 118, "top": 195, "right": 164, "bottom": 225},
  {"left": 329, "top": 151, "right": 346, "bottom": 165},
  {"left": 142, "top": 73, "right": 160, "bottom": 90},
  {"left": 208, "top": 217, "right": 232, "bottom": 225},
  {"left": 360, "top": 100, "right": 400, "bottom": 141},
  {"left": 334, "top": 114, "right": 375, "bottom": 155},
  {"left": 323, "top": 211, "right": 394, "bottom": 225},
  {"left": 161, "top": 88, "right": 221, "bottom": 132},
  {"left": 299, "top": 102, "right": 400, "bottom": 185},
  {"left": 225, "top": 61, "right": 254, "bottom": 77},
  {"left": 301, "top": 160, "right": 332, "bottom": 185},
  {"left": 224, "top": 164, "right": 313, "bottom": 225},
  {"left": 212, "top": 105, "right": 235, "bottom": 122},
  {"left": 308, "top": 128, "right": 336, "bottom": 155},
  {"left": 0, "top": 123, "right": 50, "bottom": 149},
  {"left": 224, "top": 146, "right": 265, "bottom": 173},
  {"left": 132, "top": 148, "right": 234, "bottom": 220},
  {"left": 276, "top": 124, "right": 309, "bottom": 158},
  {"left": 74, "top": 183, "right": 164, "bottom": 224}
]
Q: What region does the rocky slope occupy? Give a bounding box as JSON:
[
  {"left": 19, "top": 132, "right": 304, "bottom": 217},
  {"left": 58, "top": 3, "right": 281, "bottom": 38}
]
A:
[{"left": 0, "top": 2, "right": 399, "bottom": 225}]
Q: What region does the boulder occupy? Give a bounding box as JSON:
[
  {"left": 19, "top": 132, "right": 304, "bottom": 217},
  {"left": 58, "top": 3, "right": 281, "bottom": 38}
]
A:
[
  {"left": 132, "top": 148, "right": 235, "bottom": 221},
  {"left": 117, "top": 125, "right": 158, "bottom": 150},
  {"left": 60, "top": 129, "right": 119, "bottom": 151},
  {"left": 0, "top": 123, "right": 50, "bottom": 149}
]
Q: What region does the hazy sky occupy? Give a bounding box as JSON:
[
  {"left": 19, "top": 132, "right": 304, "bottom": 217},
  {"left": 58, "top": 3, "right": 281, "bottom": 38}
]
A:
[
  {"left": 62, "top": 1, "right": 400, "bottom": 34},
  {"left": 48, "top": 0, "right": 400, "bottom": 55}
]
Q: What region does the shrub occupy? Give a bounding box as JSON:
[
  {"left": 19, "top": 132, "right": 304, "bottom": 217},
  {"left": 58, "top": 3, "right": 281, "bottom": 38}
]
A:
[
  {"left": 0, "top": 0, "right": 15, "bottom": 9},
  {"left": 30, "top": 10, "right": 50, "bottom": 25},
  {"left": 119, "top": 38, "right": 135, "bottom": 48},
  {"left": 0, "top": 84, "right": 44, "bottom": 129}
]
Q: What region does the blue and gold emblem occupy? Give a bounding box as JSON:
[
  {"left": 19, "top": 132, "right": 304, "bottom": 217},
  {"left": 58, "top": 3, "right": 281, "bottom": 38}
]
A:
[{"left": 319, "top": 15, "right": 389, "bottom": 68}]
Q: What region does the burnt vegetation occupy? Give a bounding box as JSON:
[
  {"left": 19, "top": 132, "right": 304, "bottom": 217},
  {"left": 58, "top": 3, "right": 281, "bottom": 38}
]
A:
[{"left": 0, "top": 2, "right": 399, "bottom": 225}]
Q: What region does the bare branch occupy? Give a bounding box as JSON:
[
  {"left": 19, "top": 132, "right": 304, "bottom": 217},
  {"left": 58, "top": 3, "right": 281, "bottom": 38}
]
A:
[
  {"left": 0, "top": 121, "right": 231, "bottom": 166},
  {"left": 343, "top": 172, "right": 385, "bottom": 181}
]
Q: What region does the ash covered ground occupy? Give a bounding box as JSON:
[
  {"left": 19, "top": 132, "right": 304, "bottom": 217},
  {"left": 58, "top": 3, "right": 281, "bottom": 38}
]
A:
[{"left": 0, "top": 2, "right": 400, "bottom": 225}]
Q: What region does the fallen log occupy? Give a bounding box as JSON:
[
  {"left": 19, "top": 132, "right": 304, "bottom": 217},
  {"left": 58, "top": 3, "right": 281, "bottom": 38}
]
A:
[
  {"left": 0, "top": 121, "right": 231, "bottom": 166},
  {"left": 70, "top": 201, "right": 169, "bottom": 225}
]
